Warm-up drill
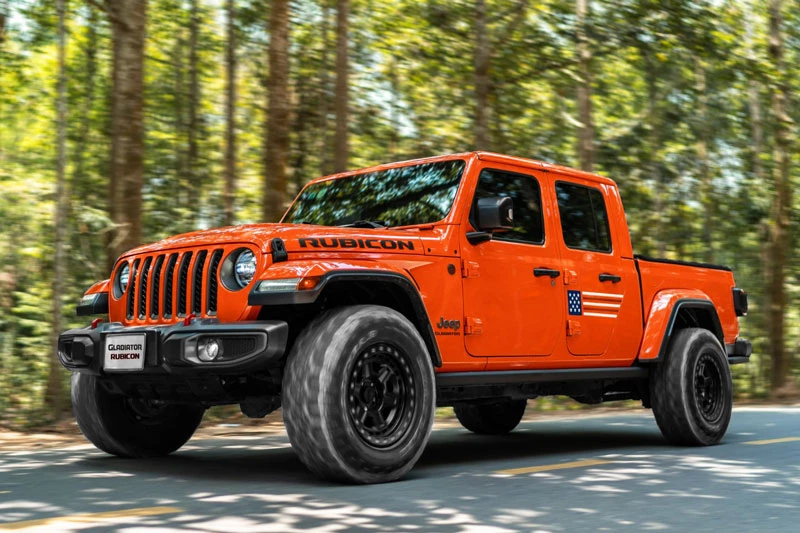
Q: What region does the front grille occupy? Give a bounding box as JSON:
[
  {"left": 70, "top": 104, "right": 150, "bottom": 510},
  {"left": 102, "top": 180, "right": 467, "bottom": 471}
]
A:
[
  {"left": 126, "top": 259, "right": 140, "bottom": 320},
  {"left": 124, "top": 248, "right": 224, "bottom": 323},
  {"left": 177, "top": 252, "right": 193, "bottom": 317}
]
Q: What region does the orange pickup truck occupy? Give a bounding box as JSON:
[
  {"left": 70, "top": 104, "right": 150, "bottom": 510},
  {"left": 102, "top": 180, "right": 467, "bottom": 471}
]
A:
[{"left": 59, "top": 152, "right": 750, "bottom": 483}]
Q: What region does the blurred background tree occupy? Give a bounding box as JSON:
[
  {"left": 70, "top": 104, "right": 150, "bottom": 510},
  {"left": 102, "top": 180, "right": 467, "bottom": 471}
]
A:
[{"left": 0, "top": 0, "right": 797, "bottom": 425}]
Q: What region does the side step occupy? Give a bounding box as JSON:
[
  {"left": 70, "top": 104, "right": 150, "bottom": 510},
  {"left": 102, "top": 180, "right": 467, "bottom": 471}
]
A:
[{"left": 435, "top": 366, "right": 649, "bottom": 388}]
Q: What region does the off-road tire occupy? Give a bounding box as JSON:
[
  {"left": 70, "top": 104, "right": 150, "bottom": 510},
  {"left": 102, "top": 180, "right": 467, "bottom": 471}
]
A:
[
  {"left": 650, "top": 328, "right": 732, "bottom": 446},
  {"left": 71, "top": 373, "right": 205, "bottom": 458},
  {"left": 454, "top": 399, "right": 527, "bottom": 435},
  {"left": 283, "top": 305, "right": 436, "bottom": 484}
]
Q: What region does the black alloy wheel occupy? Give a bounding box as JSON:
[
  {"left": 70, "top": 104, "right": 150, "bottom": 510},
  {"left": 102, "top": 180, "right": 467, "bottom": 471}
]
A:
[
  {"left": 347, "top": 343, "right": 415, "bottom": 448},
  {"left": 694, "top": 352, "right": 725, "bottom": 424}
]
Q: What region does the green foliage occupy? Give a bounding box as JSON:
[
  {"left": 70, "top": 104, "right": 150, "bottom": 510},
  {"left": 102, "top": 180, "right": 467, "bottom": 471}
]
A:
[{"left": 0, "top": 0, "right": 797, "bottom": 426}]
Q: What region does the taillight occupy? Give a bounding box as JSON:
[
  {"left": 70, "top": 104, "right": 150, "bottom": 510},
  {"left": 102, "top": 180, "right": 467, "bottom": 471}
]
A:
[{"left": 733, "top": 288, "right": 748, "bottom": 317}]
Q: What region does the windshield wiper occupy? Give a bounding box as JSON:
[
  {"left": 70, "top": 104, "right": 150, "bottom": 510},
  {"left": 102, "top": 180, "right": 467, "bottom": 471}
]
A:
[{"left": 340, "top": 220, "right": 390, "bottom": 229}]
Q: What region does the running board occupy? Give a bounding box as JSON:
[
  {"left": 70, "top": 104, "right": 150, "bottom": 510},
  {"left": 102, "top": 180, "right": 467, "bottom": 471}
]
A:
[{"left": 435, "top": 367, "right": 649, "bottom": 388}]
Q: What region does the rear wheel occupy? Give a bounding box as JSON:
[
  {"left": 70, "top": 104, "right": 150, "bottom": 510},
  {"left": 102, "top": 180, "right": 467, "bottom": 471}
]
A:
[
  {"left": 650, "top": 328, "right": 732, "bottom": 446},
  {"left": 283, "top": 305, "right": 436, "bottom": 484},
  {"left": 71, "top": 373, "right": 205, "bottom": 458},
  {"left": 454, "top": 399, "right": 527, "bottom": 435}
]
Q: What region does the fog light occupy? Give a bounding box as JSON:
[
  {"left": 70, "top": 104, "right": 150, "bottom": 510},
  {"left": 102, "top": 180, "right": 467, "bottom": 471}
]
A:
[
  {"left": 58, "top": 341, "right": 73, "bottom": 363},
  {"left": 197, "top": 337, "right": 222, "bottom": 362}
]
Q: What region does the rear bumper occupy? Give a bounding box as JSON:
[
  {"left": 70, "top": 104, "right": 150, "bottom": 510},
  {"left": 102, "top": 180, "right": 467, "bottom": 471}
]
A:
[
  {"left": 57, "top": 319, "right": 289, "bottom": 377},
  {"left": 726, "top": 338, "right": 752, "bottom": 365}
]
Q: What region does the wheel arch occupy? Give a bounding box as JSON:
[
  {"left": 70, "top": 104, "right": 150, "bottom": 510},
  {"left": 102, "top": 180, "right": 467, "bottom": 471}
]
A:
[
  {"left": 638, "top": 290, "right": 724, "bottom": 363},
  {"left": 251, "top": 268, "right": 442, "bottom": 367}
]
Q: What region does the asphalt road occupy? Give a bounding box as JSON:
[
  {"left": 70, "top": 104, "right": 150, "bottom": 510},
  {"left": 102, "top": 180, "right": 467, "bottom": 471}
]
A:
[{"left": 0, "top": 407, "right": 798, "bottom": 532}]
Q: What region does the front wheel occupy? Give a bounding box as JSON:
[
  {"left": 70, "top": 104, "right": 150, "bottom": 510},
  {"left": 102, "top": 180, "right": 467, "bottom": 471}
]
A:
[
  {"left": 650, "top": 328, "right": 732, "bottom": 446},
  {"left": 71, "top": 373, "right": 205, "bottom": 458},
  {"left": 283, "top": 305, "right": 436, "bottom": 484}
]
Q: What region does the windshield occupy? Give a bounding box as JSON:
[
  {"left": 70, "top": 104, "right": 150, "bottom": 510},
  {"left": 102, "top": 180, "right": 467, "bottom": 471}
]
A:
[{"left": 283, "top": 160, "right": 466, "bottom": 228}]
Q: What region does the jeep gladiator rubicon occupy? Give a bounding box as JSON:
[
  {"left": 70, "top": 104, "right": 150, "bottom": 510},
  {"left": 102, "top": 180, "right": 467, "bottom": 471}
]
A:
[{"left": 59, "top": 152, "right": 750, "bottom": 483}]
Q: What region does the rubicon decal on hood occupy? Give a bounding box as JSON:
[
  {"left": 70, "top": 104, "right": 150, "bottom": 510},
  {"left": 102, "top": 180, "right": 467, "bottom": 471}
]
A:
[{"left": 298, "top": 237, "right": 415, "bottom": 251}]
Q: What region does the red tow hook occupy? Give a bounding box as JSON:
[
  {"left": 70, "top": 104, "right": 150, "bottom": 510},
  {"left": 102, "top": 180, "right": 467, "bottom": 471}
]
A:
[
  {"left": 183, "top": 313, "right": 197, "bottom": 326},
  {"left": 91, "top": 318, "right": 103, "bottom": 329}
]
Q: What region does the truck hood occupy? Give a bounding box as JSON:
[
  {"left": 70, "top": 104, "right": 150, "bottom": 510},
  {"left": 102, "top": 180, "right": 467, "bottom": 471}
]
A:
[{"left": 119, "top": 223, "right": 427, "bottom": 258}]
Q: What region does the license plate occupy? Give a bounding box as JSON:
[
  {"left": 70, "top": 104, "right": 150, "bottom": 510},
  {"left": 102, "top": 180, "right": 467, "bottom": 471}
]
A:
[{"left": 104, "top": 334, "right": 146, "bottom": 372}]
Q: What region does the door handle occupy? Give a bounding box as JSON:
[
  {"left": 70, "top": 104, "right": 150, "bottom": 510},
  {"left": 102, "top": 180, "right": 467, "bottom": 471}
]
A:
[
  {"left": 534, "top": 267, "right": 561, "bottom": 278},
  {"left": 599, "top": 273, "right": 621, "bottom": 283}
]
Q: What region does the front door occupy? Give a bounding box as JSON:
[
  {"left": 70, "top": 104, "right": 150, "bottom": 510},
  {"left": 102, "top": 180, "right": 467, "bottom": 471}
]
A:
[
  {"left": 461, "top": 167, "right": 565, "bottom": 357},
  {"left": 553, "top": 178, "right": 640, "bottom": 356}
]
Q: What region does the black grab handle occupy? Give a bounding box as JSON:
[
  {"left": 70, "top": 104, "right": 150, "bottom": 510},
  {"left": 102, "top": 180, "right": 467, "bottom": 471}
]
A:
[
  {"left": 534, "top": 267, "right": 561, "bottom": 278},
  {"left": 599, "top": 273, "right": 622, "bottom": 283}
]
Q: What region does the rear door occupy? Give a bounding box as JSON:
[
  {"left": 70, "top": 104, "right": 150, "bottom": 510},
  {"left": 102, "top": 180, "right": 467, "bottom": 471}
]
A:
[
  {"left": 553, "top": 178, "right": 641, "bottom": 356},
  {"left": 461, "top": 166, "right": 565, "bottom": 357}
]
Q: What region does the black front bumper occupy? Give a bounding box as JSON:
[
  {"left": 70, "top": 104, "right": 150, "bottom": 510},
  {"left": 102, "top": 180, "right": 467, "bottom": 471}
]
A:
[{"left": 58, "top": 319, "right": 289, "bottom": 377}]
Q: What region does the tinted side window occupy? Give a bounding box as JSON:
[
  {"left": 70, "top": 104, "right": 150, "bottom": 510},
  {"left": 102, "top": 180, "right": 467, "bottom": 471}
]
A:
[
  {"left": 555, "top": 182, "right": 612, "bottom": 252},
  {"left": 472, "top": 169, "right": 544, "bottom": 245}
]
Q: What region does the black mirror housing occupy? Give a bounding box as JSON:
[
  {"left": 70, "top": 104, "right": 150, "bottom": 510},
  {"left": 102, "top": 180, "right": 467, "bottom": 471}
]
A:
[{"left": 476, "top": 196, "right": 514, "bottom": 232}]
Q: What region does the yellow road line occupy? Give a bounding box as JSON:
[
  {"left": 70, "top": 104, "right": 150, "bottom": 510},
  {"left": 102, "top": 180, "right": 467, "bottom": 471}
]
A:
[
  {"left": 0, "top": 506, "right": 182, "bottom": 530},
  {"left": 743, "top": 436, "right": 800, "bottom": 446},
  {"left": 497, "top": 458, "right": 613, "bottom": 476}
]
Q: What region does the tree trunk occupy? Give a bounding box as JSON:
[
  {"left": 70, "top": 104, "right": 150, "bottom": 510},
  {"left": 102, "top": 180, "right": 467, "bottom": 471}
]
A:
[
  {"left": 576, "top": 0, "right": 594, "bottom": 172},
  {"left": 187, "top": 0, "right": 200, "bottom": 225},
  {"left": 766, "top": 0, "right": 793, "bottom": 394},
  {"left": 262, "top": 0, "right": 290, "bottom": 222},
  {"left": 644, "top": 56, "right": 665, "bottom": 258},
  {"left": 0, "top": 1, "right": 6, "bottom": 59},
  {"left": 333, "top": 0, "right": 349, "bottom": 173},
  {"left": 745, "top": 1, "right": 767, "bottom": 392},
  {"left": 0, "top": 0, "right": 6, "bottom": 53},
  {"left": 224, "top": 0, "right": 236, "bottom": 227},
  {"left": 695, "top": 61, "right": 713, "bottom": 263},
  {"left": 47, "top": 0, "right": 69, "bottom": 415},
  {"left": 474, "top": 0, "right": 490, "bottom": 150},
  {"left": 174, "top": 32, "right": 187, "bottom": 211},
  {"left": 0, "top": 0, "right": 8, "bottom": 162},
  {"left": 107, "top": 0, "right": 147, "bottom": 271},
  {"left": 73, "top": 6, "right": 98, "bottom": 197},
  {"left": 319, "top": 0, "right": 331, "bottom": 174},
  {"left": 388, "top": 53, "right": 400, "bottom": 158},
  {"left": 746, "top": 4, "right": 765, "bottom": 185}
]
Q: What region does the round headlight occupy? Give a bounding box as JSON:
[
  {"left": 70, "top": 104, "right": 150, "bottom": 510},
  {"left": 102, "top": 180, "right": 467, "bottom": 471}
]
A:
[
  {"left": 234, "top": 250, "right": 257, "bottom": 287},
  {"left": 119, "top": 263, "right": 131, "bottom": 293}
]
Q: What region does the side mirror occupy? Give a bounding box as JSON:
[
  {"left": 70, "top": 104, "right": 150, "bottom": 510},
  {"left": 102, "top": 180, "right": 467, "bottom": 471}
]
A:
[{"left": 476, "top": 196, "right": 514, "bottom": 232}]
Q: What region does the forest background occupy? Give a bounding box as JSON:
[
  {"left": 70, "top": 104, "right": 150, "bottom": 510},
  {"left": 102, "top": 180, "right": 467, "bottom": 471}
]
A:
[{"left": 0, "top": 0, "right": 797, "bottom": 427}]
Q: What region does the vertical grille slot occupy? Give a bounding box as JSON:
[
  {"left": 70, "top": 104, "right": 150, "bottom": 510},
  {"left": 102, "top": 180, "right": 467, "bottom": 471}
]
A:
[
  {"left": 163, "top": 253, "right": 178, "bottom": 319},
  {"left": 126, "top": 259, "right": 141, "bottom": 320},
  {"left": 150, "top": 255, "right": 165, "bottom": 319},
  {"left": 138, "top": 257, "right": 152, "bottom": 319},
  {"left": 192, "top": 250, "right": 208, "bottom": 315},
  {"left": 177, "top": 252, "right": 193, "bottom": 317},
  {"left": 206, "top": 249, "right": 223, "bottom": 315}
]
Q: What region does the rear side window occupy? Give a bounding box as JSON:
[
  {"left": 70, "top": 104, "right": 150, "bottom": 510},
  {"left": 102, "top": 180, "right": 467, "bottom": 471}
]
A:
[
  {"left": 555, "top": 181, "right": 612, "bottom": 252},
  {"left": 472, "top": 169, "right": 544, "bottom": 245}
]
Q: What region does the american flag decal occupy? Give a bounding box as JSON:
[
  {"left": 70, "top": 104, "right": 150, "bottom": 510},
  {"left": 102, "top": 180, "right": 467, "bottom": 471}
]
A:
[
  {"left": 581, "top": 291, "right": 624, "bottom": 318},
  {"left": 568, "top": 290, "right": 582, "bottom": 315}
]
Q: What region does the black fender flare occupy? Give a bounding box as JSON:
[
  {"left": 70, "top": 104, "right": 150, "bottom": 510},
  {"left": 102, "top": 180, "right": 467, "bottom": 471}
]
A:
[
  {"left": 249, "top": 270, "right": 442, "bottom": 367},
  {"left": 651, "top": 298, "right": 724, "bottom": 363}
]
